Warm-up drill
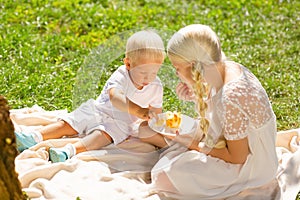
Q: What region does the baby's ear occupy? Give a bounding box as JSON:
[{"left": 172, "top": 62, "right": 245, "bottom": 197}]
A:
[{"left": 123, "top": 57, "right": 130, "bottom": 70}]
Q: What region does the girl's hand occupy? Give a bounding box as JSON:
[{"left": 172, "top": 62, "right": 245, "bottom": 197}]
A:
[
  {"left": 176, "top": 82, "right": 195, "bottom": 102},
  {"left": 173, "top": 131, "right": 192, "bottom": 142}
]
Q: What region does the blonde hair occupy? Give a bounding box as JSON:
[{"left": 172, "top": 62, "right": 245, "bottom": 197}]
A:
[
  {"left": 167, "top": 24, "right": 226, "bottom": 149},
  {"left": 125, "top": 30, "right": 165, "bottom": 65}
]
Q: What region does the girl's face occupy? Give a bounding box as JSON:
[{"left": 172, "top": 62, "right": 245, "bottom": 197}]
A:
[
  {"left": 170, "top": 59, "right": 195, "bottom": 86},
  {"left": 171, "top": 57, "right": 224, "bottom": 90},
  {"left": 126, "top": 57, "right": 163, "bottom": 89}
]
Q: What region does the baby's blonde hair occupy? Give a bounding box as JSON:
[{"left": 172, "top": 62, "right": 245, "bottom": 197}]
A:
[
  {"left": 125, "top": 30, "right": 165, "bottom": 65},
  {"left": 168, "top": 24, "right": 226, "bottom": 149}
]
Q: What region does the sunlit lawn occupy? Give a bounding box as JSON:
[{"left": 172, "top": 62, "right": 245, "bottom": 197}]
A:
[{"left": 1, "top": 0, "right": 299, "bottom": 199}]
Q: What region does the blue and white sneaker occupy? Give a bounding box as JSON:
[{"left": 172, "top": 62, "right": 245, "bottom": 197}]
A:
[
  {"left": 15, "top": 132, "right": 37, "bottom": 152},
  {"left": 49, "top": 148, "right": 70, "bottom": 163}
]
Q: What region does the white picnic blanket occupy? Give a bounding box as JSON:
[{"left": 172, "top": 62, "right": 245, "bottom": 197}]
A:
[{"left": 12, "top": 105, "right": 300, "bottom": 200}]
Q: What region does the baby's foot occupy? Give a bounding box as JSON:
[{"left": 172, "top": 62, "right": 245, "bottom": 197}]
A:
[
  {"left": 49, "top": 147, "right": 70, "bottom": 163},
  {"left": 15, "top": 131, "right": 37, "bottom": 152}
]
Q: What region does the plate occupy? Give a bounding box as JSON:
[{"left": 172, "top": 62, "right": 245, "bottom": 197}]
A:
[{"left": 149, "top": 113, "right": 197, "bottom": 136}]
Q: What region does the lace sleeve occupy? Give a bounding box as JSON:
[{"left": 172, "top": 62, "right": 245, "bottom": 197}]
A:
[
  {"left": 222, "top": 75, "right": 273, "bottom": 141},
  {"left": 223, "top": 99, "right": 249, "bottom": 140}
]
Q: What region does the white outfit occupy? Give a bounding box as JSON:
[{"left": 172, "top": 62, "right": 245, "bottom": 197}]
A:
[
  {"left": 151, "top": 64, "right": 278, "bottom": 199},
  {"left": 62, "top": 65, "right": 163, "bottom": 144}
]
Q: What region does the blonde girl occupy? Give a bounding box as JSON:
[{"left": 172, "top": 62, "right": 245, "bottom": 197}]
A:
[{"left": 150, "top": 24, "right": 278, "bottom": 199}]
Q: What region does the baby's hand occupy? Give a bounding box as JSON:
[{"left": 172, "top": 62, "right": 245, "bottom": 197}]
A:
[
  {"left": 176, "top": 82, "right": 195, "bottom": 102},
  {"left": 148, "top": 105, "right": 160, "bottom": 121},
  {"left": 137, "top": 108, "right": 151, "bottom": 120},
  {"left": 136, "top": 105, "right": 161, "bottom": 121}
]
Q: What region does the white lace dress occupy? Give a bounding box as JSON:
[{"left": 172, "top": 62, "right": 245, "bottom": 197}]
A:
[{"left": 151, "top": 65, "right": 278, "bottom": 199}]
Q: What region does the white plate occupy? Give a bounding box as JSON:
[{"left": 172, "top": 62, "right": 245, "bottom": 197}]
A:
[{"left": 149, "top": 113, "right": 197, "bottom": 136}]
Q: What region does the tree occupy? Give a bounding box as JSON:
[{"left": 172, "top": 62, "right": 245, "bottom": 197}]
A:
[{"left": 0, "top": 96, "right": 27, "bottom": 200}]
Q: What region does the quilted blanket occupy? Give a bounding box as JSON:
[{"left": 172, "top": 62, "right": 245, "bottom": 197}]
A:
[{"left": 11, "top": 105, "right": 300, "bottom": 200}]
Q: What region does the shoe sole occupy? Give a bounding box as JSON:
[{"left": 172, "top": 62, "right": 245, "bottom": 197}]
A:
[
  {"left": 49, "top": 148, "right": 67, "bottom": 163},
  {"left": 15, "top": 132, "right": 37, "bottom": 152}
]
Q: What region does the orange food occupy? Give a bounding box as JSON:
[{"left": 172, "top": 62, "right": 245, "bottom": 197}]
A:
[{"left": 165, "top": 111, "right": 182, "bottom": 129}]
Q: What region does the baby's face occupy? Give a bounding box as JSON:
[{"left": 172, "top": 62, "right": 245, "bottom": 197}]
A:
[{"left": 129, "top": 57, "right": 163, "bottom": 89}]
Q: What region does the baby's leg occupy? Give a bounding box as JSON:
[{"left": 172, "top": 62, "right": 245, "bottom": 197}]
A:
[
  {"left": 138, "top": 121, "right": 168, "bottom": 148},
  {"left": 15, "top": 120, "right": 77, "bottom": 152},
  {"left": 73, "top": 130, "right": 112, "bottom": 154},
  {"left": 48, "top": 130, "right": 112, "bottom": 163},
  {"left": 39, "top": 120, "right": 77, "bottom": 140}
]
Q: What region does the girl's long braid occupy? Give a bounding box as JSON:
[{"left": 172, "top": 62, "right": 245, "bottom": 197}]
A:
[
  {"left": 192, "top": 65, "right": 210, "bottom": 141},
  {"left": 192, "top": 64, "right": 226, "bottom": 149}
]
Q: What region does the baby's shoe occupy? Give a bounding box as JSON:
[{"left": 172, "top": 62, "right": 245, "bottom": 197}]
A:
[
  {"left": 49, "top": 147, "right": 70, "bottom": 163},
  {"left": 15, "top": 131, "right": 37, "bottom": 152}
]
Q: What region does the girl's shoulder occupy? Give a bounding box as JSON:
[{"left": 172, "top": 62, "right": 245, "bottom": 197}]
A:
[
  {"left": 223, "top": 61, "right": 244, "bottom": 85},
  {"left": 223, "top": 61, "right": 261, "bottom": 91},
  {"left": 222, "top": 63, "right": 270, "bottom": 109}
]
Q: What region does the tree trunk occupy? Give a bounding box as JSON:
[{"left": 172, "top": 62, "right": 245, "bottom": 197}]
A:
[{"left": 0, "top": 96, "right": 27, "bottom": 200}]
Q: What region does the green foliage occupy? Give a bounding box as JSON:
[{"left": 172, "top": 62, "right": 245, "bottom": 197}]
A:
[{"left": 0, "top": 0, "right": 299, "bottom": 131}]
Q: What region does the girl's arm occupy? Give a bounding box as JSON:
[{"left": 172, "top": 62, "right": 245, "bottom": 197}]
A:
[
  {"left": 184, "top": 137, "right": 249, "bottom": 164},
  {"left": 202, "top": 94, "right": 250, "bottom": 164},
  {"left": 208, "top": 138, "right": 249, "bottom": 164}
]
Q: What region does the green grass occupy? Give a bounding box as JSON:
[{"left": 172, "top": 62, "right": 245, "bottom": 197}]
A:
[{"left": 1, "top": 0, "right": 299, "bottom": 131}]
